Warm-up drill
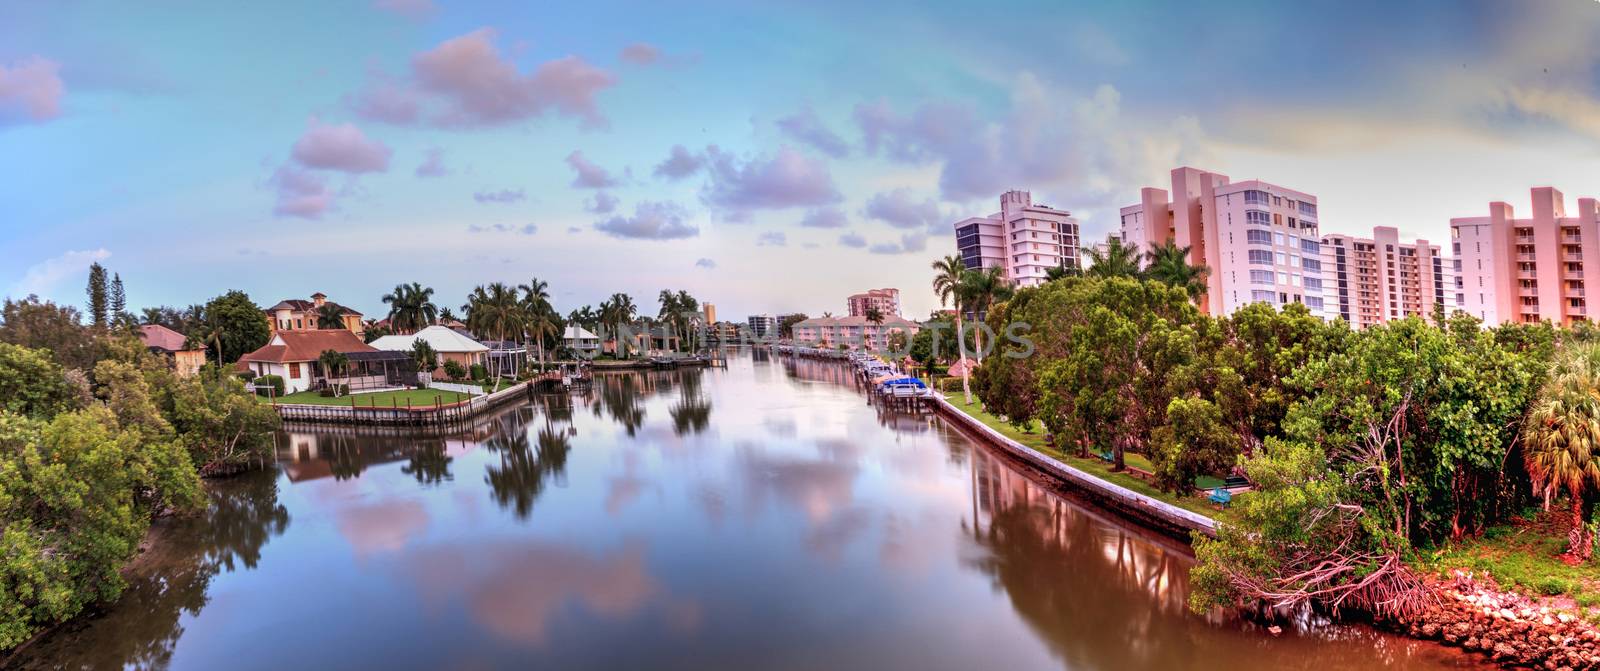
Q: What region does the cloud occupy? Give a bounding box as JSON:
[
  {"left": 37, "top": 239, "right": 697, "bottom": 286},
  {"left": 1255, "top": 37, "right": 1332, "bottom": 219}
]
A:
[
  {"left": 474, "top": 189, "right": 525, "bottom": 204},
  {"left": 10, "top": 249, "right": 110, "bottom": 298},
  {"left": 348, "top": 72, "right": 423, "bottom": 124},
  {"left": 776, "top": 106, "right": 849, "bottom": 158},
  {"left": 799, "top": 206, "right": 848, "bottom": 229},
  {"left": 700, "top": 145, "right": 841, "bottom": 211},
  {"left": 620, "top": 43, "right": 661, "bottom": 66},
  {"left": 694, "top": 258, "right": 716, "bottom": 269},
  {"left": 467, "top": 223, "right": 538, "bottom": 235},
  {"left": 838, "top": 232, "right": 866, "bottom": 248},
  {"left": 271, "top": 164, "right": 334, "bottom": 218},
  {"left": 396, "top": 28, "right": 617, "bottom": 129},
  {"left": 290, "top": 119, "right": 392, "bottom": 173},
  {"left": 0, "top": 56, "right": 65, "bottom": 125},
  {"left": 415, "top": 147, "right": 448, "bottom": 177},
  {"left": 863, "top": 188, "right": 943, "bottom": 232},
  {"left": 652, "top": 144, "right": 703, "bottom": 180},
  {"left": 567, "top": 226, "right": 582, "bottom": 234},
  {"left": 593, "top": 201, "right": 698, "bottom": 240},
  {"left": 586, "top": 191, "right": 619, "bottom": 214},
  {"left": 373, "top": 0, "right": 436, "bottom": 19},
  {"left": 566, "top": 150, "right": 620, "bottom": 188},
  {"left": 756, "top": 231, "right": 786, "bottom": 247},
  {"left": 868, "top": 233, "right": 928, "bottom": 255}
]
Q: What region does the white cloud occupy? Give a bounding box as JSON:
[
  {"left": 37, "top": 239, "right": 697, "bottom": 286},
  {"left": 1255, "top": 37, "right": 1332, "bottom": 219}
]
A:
[{"left": 10, "top": 249, "right": 110, "bottom": 298}]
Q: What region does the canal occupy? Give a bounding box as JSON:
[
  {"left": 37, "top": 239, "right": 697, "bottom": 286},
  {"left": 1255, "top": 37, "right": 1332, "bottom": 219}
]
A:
[{"left": 13, "top": 350, "right": 1489, "bottom": 670}]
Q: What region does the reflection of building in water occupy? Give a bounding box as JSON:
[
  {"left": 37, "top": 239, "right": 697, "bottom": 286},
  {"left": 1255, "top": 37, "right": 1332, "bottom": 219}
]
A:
[{"left": 779, "top": 357, "right": 855, "bottom": 386}]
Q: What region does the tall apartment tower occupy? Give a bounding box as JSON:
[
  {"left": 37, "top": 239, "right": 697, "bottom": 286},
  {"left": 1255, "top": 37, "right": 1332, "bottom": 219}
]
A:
[
  {"left": 846, "top": 288, "right": 900, "bottom": 317},
  {"left": 1320, "top": 227, "right": 1453, "bottom": 328},
  {"left": 952, "top": 190, "right": 1081, "bottom": 287},
  {"left": 1119, "top": 167, "right": 1329, "bottom": 318},
  {"left": 1452, "top": 187, "right": 1600, "bottom": 325}
]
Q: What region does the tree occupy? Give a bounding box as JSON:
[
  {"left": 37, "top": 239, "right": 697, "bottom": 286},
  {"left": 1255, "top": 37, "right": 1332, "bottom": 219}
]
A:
[
  {"left": 438, "top": 306, "right": 457, "bottom": 323},
  {"left": 191, "top": 291, "right": 270, "bottom": 364},
  {"left": 139, "top": 305, "right": 187, "bottom": 331},
  {"left": 958, "top": 266, "right": 1012, "bottom": 361},
  {"left": 521, "top": 278, "right": 558, "bottom": 370},
  {"left": 0, "top": 342, "right": 80, "bottom": 419},
  {"left": 599, "top": 293, "right": 637, "bottom": 356},
  {"left": 410, "top": 339, "right": 438, "bottom": 374},
  {"left": 972, "top": 290, "right": 1038, "bottom": 432},
  {"left": 0, "top": 296, "right": 100, "bottom": 370},
  {"left": 318, "top": 349, "right": 349, "bottom": 395},
  {"left": 86, "top": 262, "right": 109, "bottom": 328},
  {"left": 1044, "top": 263, "right": 1081, "bottom": 282},
  {"left": 362, "top": 323, "right": 391, "bottom": 344},
  {"left": 932, "top": 254, "right": 976, "bottom": 404},
  {"left": 157, "top": 371, "right": 281, "bottom": 472},
  {"left": 314, "top": 303, "right": 346, "bottom": 330},
  {"left": 1523, "top": 342, "right": 1600, "bottom": 560},
  {"left": 1083, "top": 237, "right": 1141, "bottom": 279},
  {"left": 381, "top": 282, "right": 438, "bottom": 334},
  {"left": 1143, "top": 240, "right": 1209, "bottom": 300},
  {"left": 109, "top": 272, "right": 127, "bottom": 321},
  {"left": 777, "top": 313, "right": 808, "bottom": 340}
]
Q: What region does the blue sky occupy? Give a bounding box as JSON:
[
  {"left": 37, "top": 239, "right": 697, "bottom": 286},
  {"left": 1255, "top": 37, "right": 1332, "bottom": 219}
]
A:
[{"left": 4, "top": 0, "right": 1600, "bottom": 320}]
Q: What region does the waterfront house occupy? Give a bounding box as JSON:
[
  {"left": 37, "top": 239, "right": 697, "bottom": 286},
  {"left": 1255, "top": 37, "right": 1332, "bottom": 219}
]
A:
[
  {"left": 792, "top": 315, "right": 920, "bottom": 351},
  {"left": 239, "top": 329, "right": 408, "bottom": 394},
  {"left": 137, "top": 324, "right": 207, "bottom": 378},
  {"left": 265, "top": 292, "right": 364, "bottom": 337},
  {"left": 563, "top": 325, "right": 601, "bottom": 355},
  {"left": 369, "top": 325, "right": 489, "bottom": 378}
]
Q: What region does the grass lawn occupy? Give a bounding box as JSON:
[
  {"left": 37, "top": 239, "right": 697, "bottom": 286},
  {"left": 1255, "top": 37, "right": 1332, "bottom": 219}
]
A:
[
  {"left": 940, "top": 391, "right": 1234, "bottom": 521},
  {"left": 1418, "top": 510, "right": 1600, "bottom": 615},
  {"left": 261, "top": 388, "right": 477, "bottom": 408}
]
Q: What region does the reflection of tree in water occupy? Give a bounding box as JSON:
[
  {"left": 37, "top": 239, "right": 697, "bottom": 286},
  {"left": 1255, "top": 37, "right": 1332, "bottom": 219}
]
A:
[
  {"left": 402, "top": 442, "right": 453, "bottom": 486},
  {"left": 668, "top": 368, "right": 712, "bottom": 436},
  {"left": 12, "top": 470, "right": 290, "bottom": 670},
  {"left": 484, "top": 406, "right": 573, "bottom": 519},
  {"left": 589, "top": 373, "right": 647, "bottom": 436},
  {"left": 326, "top": 434, "right": 368, "bottom": 481},
  {"left": 965, "top": 450, "right": 1459, "bottom": 671}
]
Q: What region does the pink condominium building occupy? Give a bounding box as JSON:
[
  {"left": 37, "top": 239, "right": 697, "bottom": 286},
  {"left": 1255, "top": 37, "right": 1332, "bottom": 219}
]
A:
[
  {"left": 1452, "top": 187, "right": 1600, "bottom": 325},
  {"left": 952, "top": 191, "right": 1081, "bottom": 287},
  {"left": 1320, "top": 227, "right": 1453, "bottom": 329},
  {"left": 846, "top": 288, "right": 900, "bottom": 317},
  {"left": 1120, "top": 167, "right": 1330, "bottom": 318}
]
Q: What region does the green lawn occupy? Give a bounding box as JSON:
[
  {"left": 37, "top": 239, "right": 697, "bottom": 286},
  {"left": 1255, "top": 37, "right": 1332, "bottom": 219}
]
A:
[
  {"left": 1418, "top": 510, "right": 1600, "bottom": 615},
  {"left": 262, "top": 388, "right": 477, "bottom": 408},
  {"left": 939, "top": 391, "right": 1232, "bottom": 520}
]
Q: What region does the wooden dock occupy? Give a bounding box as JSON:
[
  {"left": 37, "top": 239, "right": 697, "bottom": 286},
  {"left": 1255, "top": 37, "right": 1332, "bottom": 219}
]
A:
[{"left": 269, "top": 381, "right": 536, "bottom": 427}]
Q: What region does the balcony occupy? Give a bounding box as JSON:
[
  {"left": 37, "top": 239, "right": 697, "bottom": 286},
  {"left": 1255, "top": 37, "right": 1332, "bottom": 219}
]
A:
[
  {"left": 1516, "top": 234, "right": 1535, "bottom": 244},
  {"left": 1517, "top": 253, "right": 1537, "bottom": 261},
  {"left": 1568, "top": 253, "right": 1586, "bottom": 262},
  {"left": 1570, "top": 288, "right": 1587, "bottom": 297}
]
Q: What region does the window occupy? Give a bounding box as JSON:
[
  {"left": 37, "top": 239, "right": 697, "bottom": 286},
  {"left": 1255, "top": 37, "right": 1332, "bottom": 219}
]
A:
[
  {"left": 1250, "top": 290, "right": 1278, "bottom": 303},
  {"left": 1278, "top": 272, "right": 1290, "bottom": 284},
  {"left": 1244, "top": 190, "right": 1269, "bottom": 204},
  {"left": 1274, "top": 232, "right": 1286, "bottom": 246},
  {"left": 1248, "top": 250, "right": 1273, "bottom": 265},
  {"left": 1245, "top": 210, "right": 1271, "bottom": 226},
  {"left": 1246, "top": 229, "right": 1272, "bottom": 244},
  {"left": 1305, "top": 296, "right": 1325, "bottom": 309},
  {"left": 1300, "top": 239, "right": 1320, "bottom": 253},
  {"left": 1276, "top": 252, "right": 1288, "bottom": 265},
  {"left": 1250, "top": 270, "right": 1273, "bottom": 284},
  {"left": 288, "top": 362, "right": 301, "bottom": 379},
  {"left": 1302, "top": 258, "right": 1322, "bottom": 271},
  {"left": 1303, "top": 277, "right": 1323, "bottom": 291},
  {"left": 1299, "top": 201, "right": 1317, "bottom": 216}
]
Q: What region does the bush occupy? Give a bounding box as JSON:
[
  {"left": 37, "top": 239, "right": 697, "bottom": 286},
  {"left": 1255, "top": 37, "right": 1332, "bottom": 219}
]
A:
[
  {"left": 443, "top": 360, "right": 467, "bottom": 381},
  {"left": 317, "top": 384, "right": 348, "bottom": 397},
  {"left": 1536, "top": 576, "right": 1572, "bottom": 596},
  {"left": 254, "top": 374, "right": 284, "bottom": 397},
  {"left": 235, "top": 371, "right": 256, "bottom": 383},
  {"left": 470, "top": 364, "right": 487, "bottom": 381}
]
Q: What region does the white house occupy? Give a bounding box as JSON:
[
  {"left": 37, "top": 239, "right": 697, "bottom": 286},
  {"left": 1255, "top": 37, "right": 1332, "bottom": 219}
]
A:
[
  {"left": 369, "top": 325, "right": 489, "bottom": 378},
  {"left": 563, "top": 325, "right": 601, "bottom": 355}
]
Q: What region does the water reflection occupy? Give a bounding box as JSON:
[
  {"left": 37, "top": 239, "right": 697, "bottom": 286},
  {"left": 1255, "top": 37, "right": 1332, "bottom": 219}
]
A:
[{"left": 483, "top": 404, "right": 572, "bottom": 519}]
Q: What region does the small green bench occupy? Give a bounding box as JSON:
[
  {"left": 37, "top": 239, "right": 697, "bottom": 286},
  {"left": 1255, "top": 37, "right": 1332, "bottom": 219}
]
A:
[{"left": 1208, "top": 487, "right": 1233, "bottom": 509}]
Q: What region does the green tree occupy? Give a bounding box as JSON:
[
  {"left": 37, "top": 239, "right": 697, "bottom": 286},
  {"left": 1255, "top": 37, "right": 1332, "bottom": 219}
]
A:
[
  {"left": 192, "top": 291, "right": 271, "bottom": 364},
  {"left": 958, "top": 266, "right": 1012, "bottom": 361},
  {"left": 1143, "top": 240, "right": 1209, "bottom": 300},
  {"left": 318, "top": 349, "right": 349, "bottom": 394},
  {"left": 776, "top": 313, "right": 808, "bottom": 340},
  {"left": 315, "top": 303, "right": 346, "bottom": 330},
  {"left": 109, "top": 272, "right": 127, "bottom": 322},
  {"left": 972, "top": 289, "right": 1038, "bottom": 432},
  {"left": 381, "top": 282, "right": 438, "bottom": 334},
  {"left": 410, "top": 339, "right": 438, "bottom": 374},
  {"left": 522, "top": 278, "right": 560, "bottom": 369},
  {"left": 1523, "top": 342, "right": 1600, "bottom": 560},
  {"left": 1083, "top": 237, "right": 1141, "bottom": 279},
  {"left": 0, "top": 296, "right": 100, "bottom": 370},
  {"left": 86, "top": 262, "right": 109, "bottom": 329},
  {"left": 931, "top": 254, "right": 976, "bottom": 404},
  {"left": 0, "top": 343, "right": 80, "bottom": 419}
]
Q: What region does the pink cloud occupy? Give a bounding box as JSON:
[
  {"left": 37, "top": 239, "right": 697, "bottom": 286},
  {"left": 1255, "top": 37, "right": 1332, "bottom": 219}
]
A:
[
  {"left": 290, "top": 119, "right": 392, "bottom": 173},
  {"left": 410, "top": 28, "right": 618, "bottom": 129},
  {"left": 0, "top": 56, "right": 65, "bottom": 124},
  {"left": 271, "top": 165, "right": 334, "bottom": 218},
  {"left": 620, "top": 43, "right": 661, "bottom": 65},
  {"left": 652, "top": 144, "right": 703, "bottom": 180},
  {"left": 348, "top": 74, "right": 422, "bottom": 125},
  {"left": 565, "top": 150, "right": 620, "bottom": 188},
  {"left": 415, "top": 147, "right": 448, "bottom": 177},
  {"left": 373, "top": 0, "right": 436, "bottom": 19},
  {"left": 700, "top": 145, "right": 841, "bottom": 210}
]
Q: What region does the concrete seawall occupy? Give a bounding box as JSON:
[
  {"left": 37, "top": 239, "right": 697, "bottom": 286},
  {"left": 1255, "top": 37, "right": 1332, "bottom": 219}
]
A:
[{"left": 930, "top": 395, "right": 1218, "bottom": 540}]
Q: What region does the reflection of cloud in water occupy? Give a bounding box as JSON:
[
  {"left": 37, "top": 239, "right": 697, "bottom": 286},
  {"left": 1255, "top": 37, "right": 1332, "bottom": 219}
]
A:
[
  {"left": 605, "top": 476, "right": 650, "bottom": 516},
  {"left": 337, "top": 498, "right": 429, "bottom": 560},
  {"left": 737, "top": 447, "right": 857, "bottom": 523},
  {"left": 805, "top": 505, "right": 872, "bottom": 562},
  {"left": 397, "top": 541, "right": 698, "bottom": 647},
  {"left": 814, "top": 437, "right": 865, "bottom": 465},
  {"left": 693, "top": 484, "right": 726, "bottom": 528},
  {"left": 762, "top": 415, "right": 797, "bottom": 438}
]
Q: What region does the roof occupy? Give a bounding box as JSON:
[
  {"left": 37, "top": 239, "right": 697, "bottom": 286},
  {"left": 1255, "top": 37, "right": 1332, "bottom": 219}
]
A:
[
  {"left": 793, "top": 315, "right": 921, "bottom": 329},
  {"left": 239, "top": 330, "right": 376, "bottom": 364},
  {"left": 368, "top": 325, "right": 488, "bottom": 354},
  {"left": 564, "top": 325, "right": 599, "bottom": 341},
  {"left": 138, "top": 324, "right": 191, "bottom": 352},
  {"left": 265, "top": 299, "right": 362, "bottom": 316}
]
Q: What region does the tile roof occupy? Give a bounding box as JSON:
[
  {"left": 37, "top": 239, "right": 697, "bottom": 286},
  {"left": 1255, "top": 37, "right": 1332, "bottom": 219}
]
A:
[
  {"left": 239, "top": 330, "right": 376, "bottom": 364},
  {"left": 368, "top": 325, "right": 488, "bottom": 354},
  {"left": 265, "top": 299, "right": 362, "bottom": 316},
  {"left": 138, "top": 324, "right": 191, "bottom": 352},
  {"left": 793, "top": 315, "right": 921, "bottom": 328}
]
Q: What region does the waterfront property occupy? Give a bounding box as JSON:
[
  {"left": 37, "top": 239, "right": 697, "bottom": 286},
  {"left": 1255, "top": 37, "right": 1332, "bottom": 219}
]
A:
[
  {"left": 952, "top": 190, "right": 1081, "bottom": 286},
  {"left": 563, "top": 324, "right": 602, "bottom": 355},
  {"left": 1320, "top": 227, "right": 1454, "bottom": 327},
  {"left": 369, "top": 325, "right": 489, "bottom": 378},
  {"left": 264, "top": 292, "right": 365, "bottom": 336},
  {"left": 239, "top": 329, "right": 411, "bottom": 394},
  {"left": 846, "top": 288, "right": 901, "bottom": 317},
  {"left": 137, "top": 323, "right": 207, "bottom": 377},
  {"left": 1452, "top": 186, "right": 1600, "bottom": 325},
  {"left": 791, "top": 314, "right": 920, "bottom": 351}
]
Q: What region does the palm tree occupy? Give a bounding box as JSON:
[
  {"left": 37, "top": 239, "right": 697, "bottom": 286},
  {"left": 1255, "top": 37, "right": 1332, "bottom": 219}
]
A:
[
  {"left": 958, "top": 266, "right": 1012, "bottom": 362},
  {"left": 1144, "top": 240, "right": 1210, "bottom": 300},
  {"left": 1044, "top": 263, "right": 1081, "bottom": 282},
  {"left": 318, "top": 349, "right": 349, "bottom": 396},
  {"left": 675, "top": 290, "right": 700, "bottom": 352},
  {"left": 864, "top": 306, "right": 885, "bottom": 351},
  {"left": 601, "top": 293, "right": 636, "bottom": 357},
  {"left": 438, "top": 306, "right": 457, "bottom": 323},
  {"left": 931, "top": 254, "right": 975, "bottom": 404},
  {"left": 315, "top": 303, "right": 346, "bottom": 330},
  {"left": 1084, "top": 237, "right": 1142, "bottom": 279},
  {"left": 382, "top": 282, "right": 438, "bottom": 334},
  {"left": 1524, "top": 343, "right": 1600, "bottom": 561},
  {"left": 657, "top": 290, "right": 681, "bottom": 353},
  {"left": 521, "top": 277, "right": 555, "bottom": 371}
]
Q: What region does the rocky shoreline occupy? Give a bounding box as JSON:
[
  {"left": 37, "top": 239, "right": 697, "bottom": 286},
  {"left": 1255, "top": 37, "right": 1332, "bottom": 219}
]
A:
[{"left": 1382, "top": 570, "right": 1600, "bottom": 669}]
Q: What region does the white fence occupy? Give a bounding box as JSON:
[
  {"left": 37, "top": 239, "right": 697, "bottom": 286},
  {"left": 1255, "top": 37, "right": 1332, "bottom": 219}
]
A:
[{"left": 430, "top": 381, "right": 487, "bottom": 396}]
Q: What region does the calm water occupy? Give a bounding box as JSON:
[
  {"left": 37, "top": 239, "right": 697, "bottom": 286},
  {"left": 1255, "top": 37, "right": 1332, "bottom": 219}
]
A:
[{"left": 14, "top": 350, "right": 1488, "bottom": 670}]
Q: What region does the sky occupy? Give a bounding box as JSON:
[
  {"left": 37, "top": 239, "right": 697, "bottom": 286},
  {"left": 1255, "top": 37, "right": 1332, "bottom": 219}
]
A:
[{"left": 4, "top": 0, "right": 1600, "bottom": 321}]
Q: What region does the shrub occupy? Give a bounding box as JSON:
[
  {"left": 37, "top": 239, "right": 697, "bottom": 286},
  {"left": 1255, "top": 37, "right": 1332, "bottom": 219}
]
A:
[
  {"left": 470, "top": 364, "right": 487, "bottom": 381},
  {"left": 1536, "top": 576, "right": 1572, "bottom": 596},
  {"left": 236, "top": 371, "right": 256, "bottom": 383},
  {"left": 443, "top": 360, "right": 467, "bottom": 381},
  {"left": 254, "top": 374, "right": 284, "bottom": 397}
]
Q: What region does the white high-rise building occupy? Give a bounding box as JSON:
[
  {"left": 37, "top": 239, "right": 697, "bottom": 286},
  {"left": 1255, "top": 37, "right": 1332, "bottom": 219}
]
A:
[{"left": 952, "top": 191, "right": 1081, "bottom": 287}]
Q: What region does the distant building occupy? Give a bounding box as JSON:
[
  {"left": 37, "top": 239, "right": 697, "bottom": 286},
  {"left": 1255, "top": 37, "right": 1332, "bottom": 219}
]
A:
[
  {"left": 369, "top": 325, "right": 489, "bottom": 378},
  {"left": 563, "top": 324, "right": 602, "bottom": 355},
  {"left": 703, "top": 303, "right": 717, "bottom": 324},
  {"left": 239, "top": 329, "right": 397, "bottom": 394},
  {"left": 791, "top": 314, "right": 920, "bottom": 351},
  {"left": 747, "top": 314, "right": 778, "bottom": 338},
  {"left": 1452, "top": 187, "right": 1600, "bottom": 325},
  {"left": 1321, "top": 227, "right": 1453, "bottom": 328},
  {"left": 1120, "top": 166, "right": 1330, "bottom": 319},
  {"left": 952, "top": 190, "right": 1080, "bottom": 287},
  {"left": 138, "top": 324, "right": 206, "bottom": 378},
  {"left": 846, "top": 288, "right": 900, "bottom": 317},
  {"left": 265, "top": 292, "right": 364, "bottom": 336}
]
